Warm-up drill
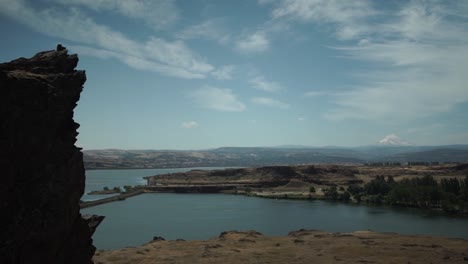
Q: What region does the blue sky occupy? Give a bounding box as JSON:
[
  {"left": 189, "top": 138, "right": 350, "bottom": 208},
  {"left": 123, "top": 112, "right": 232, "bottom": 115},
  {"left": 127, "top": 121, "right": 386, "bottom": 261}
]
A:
[{"left": 1, "top": 0, "right": 468, "bottom": 149}]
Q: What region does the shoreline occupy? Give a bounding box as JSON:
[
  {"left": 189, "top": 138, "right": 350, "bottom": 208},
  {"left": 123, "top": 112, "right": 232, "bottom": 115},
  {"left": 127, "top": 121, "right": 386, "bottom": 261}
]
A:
[
  {"left": 85, "top": 165, "right": 247, "bottom": 171},
  {"left": 80, "top": 185, "right": 468, "bottom": 216},
  {"left": 80, "top": 189, "right": 145, "bottom": 209}
]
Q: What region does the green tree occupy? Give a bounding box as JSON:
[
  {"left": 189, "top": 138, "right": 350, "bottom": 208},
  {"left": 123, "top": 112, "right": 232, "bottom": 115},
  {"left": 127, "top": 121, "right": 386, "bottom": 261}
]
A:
[
  {"left": 348, "top": 184, "right": 364, "bottom": 196},
  {"left": 340, "top": 191, "right": 351, "bottom": 201},
  {"left": 365, "top": 176, "right": 390, "bottom": 195},
  {"left": 324, "top": 186, "right": 339, "bottom": 200},
  {"left": 387, "top": 175, "right": 396, "bottom": 185},
  {"left": 309, "top": 186, "right": 316, "bottom": 193}
]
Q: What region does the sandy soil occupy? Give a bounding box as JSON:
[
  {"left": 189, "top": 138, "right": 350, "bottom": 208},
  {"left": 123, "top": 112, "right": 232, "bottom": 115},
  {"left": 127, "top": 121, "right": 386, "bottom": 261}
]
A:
[{"left": 93, "top": 230, "right": 468, "bottom": 264}]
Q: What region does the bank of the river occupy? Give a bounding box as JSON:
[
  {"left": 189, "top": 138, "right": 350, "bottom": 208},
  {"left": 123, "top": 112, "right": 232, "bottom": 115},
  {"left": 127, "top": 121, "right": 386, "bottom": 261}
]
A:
[
  {"left": 145, "top": 164, "right": 468, "bottom": 215},
  {"left": 93, "top": 229, "right": 468, "bottom": 264},
  {"left": 80, "top": 189, "right": 145, "bottom": 209},
  {"left": 82, "top": 167, "right": 238, "bottom": 202}
]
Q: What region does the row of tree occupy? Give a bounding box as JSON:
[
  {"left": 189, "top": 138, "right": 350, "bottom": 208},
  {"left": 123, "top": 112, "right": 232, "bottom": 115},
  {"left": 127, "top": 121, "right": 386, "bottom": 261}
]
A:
[
  {"left": 102, "top": 185, "right": 134, "bottom": 193},
  {"left": 324, "top": 175, "right": 468, "bottom": 213}
]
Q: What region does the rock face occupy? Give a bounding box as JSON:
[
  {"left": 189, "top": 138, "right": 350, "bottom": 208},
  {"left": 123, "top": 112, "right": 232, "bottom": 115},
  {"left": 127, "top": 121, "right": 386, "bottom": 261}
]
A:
[{"left": 0, "top": 46, "right": 102, "bottom": 264}]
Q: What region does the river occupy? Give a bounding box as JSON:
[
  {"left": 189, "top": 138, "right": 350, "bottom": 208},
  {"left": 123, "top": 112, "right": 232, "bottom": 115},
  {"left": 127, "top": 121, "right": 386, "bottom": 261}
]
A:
[{"left": 81, "top": 169, "right": 468, "bottom": 250}]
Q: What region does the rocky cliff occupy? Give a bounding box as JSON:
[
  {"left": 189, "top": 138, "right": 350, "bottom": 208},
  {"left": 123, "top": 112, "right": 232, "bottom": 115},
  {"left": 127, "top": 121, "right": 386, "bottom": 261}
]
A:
[{"left": 0, "top": 45, "right": 102, "bottom": 264}]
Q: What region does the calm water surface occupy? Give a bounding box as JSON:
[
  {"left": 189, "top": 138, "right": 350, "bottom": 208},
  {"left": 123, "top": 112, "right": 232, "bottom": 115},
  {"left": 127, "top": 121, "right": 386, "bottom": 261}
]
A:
[{"left": 82, "top": 169, "right": 468, "bottom": 250}]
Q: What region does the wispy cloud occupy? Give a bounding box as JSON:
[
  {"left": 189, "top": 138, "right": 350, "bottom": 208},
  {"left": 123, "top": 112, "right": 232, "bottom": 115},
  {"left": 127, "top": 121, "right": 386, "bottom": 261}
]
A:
[
  {"left": 267, "top": 0, "right": 468, "bottom": 121},
  {"left": 271, "top": 0, "right": 376, "bottom": 40},
  {"left": 304, "top": 91, "right": 327, "bottom": 97},
  {"left": 0, "top": 0, "right": 213, "bottom": 79},
  {"left": 181, "top": 121, "right": 199, "bottom": 129},
  {"left": 236, "top": 31, "right": 270, "bottom": 53},
  {"left": 50, "top": 0, "right": 179, "bottom": 30},
  {"left": 249, "top": 75, "right": 282, "bottom": 92},
  {"left": 192, "top": 86, "right": 246, "bottom": 112},
  {"left": 328, "top": 2, "right": 468, "bottom": 121},
  {"left": 252, "top": 97, "right": 289, "bottom": 109},
  {"left": 177, "top": 18, "right": 231, "bottom": 44},
  {"left": 297, "top": 116, "right": 306, "bottom": 121},
  {"left": 258, "top": 0, "right": 275, "bottom": 5},
  {"left": 211, "top": 65, "right": 236, "bottom": 80}
]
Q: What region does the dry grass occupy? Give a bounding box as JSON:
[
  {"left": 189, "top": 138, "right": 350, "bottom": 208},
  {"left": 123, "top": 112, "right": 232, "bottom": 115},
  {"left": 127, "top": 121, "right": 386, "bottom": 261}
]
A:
[{"left": 94, "top": 230, "right": 468, "bottom": 264}]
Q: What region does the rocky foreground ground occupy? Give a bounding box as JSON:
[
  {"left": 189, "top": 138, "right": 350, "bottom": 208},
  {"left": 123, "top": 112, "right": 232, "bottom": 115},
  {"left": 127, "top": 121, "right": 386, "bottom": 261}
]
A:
[{"left": 93, "top": 230, "right": 468, "bottom": 264}]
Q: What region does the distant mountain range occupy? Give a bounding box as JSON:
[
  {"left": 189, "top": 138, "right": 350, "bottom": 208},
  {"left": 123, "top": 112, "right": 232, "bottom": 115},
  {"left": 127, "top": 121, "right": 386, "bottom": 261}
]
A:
[{"left": 83, "top": 144, "right": 468, "bottom": 169}]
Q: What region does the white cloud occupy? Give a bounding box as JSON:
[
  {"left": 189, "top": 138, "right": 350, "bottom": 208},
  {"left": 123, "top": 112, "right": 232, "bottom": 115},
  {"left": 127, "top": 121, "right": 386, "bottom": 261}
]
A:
[
  {"left": 258, "top": 0, "right": 275, "bottom": 5},
  {"left": 249, "top": 75, "right": 282, "bottom": 92},
  {"left": 50, "top": 0, "right": 179, "bottom": 29},
  {"left": 192, "top": 86, "right": 246, "bottom": 112},
  {"left": 177, "top": 19, "right": 231, "bottom": 44},
  {"left": 298, "top": 117, "right": 305, "bottom": 121},
  {"left": 271, "top": 0, "right": 376, "bottom": 40},
  {"left": 327, "top": 3, "right": 468, "bottom": 121},
  {"left": 304, "top": 91, "right": 327, "bottom": 97},
  {"left": 236, "top": 32, "right": 270, "bottom": 53},
  {"left": 211, "top": 65, "right": 236, "bottom": 80},
  {"left": 181, "top": 121, "right": 199, "bottom": 129},
  {"left": 252, "top": 97, "right": 289, "bottom": 109},
  {"left": 267, "top": 0, "right": 468, "bottom": 121},
  {"left": 0, "top": 0, "right": 213, "bottom": 79}
]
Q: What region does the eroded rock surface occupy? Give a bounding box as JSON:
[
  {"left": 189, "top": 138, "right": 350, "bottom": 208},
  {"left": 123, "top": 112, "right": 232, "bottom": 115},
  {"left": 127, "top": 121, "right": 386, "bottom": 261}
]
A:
[{"left": 0, "top": 46, "right": 102, "bottom": 264}]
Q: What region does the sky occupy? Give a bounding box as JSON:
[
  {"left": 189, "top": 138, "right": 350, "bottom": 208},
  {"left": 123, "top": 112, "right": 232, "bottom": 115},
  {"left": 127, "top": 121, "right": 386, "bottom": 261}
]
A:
[{"left": 1, "top": 0, "right": 468, "bottom": 150}]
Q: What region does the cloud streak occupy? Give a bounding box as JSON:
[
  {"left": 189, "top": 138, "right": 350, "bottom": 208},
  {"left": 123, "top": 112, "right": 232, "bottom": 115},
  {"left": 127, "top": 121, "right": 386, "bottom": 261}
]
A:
[
  {"left": 177, "top": 18, "right": 231, "bottom": 44},
  {"left": 252, "top": 97, "right": 289, "bottom": 109},
  {"left": 0, "top": 0, "right": 213, "bottom": 79},
  {"left": 191, "top": 86, "right": 246, "bottom": 112},
  {"left": 50, "top": 0, "right": 179, "bottom": 30},
  {"left": 181, "top": 121, "right": 199, "bottom": 129},
  {"left": 250, "top": 75, "right": 282, "bottom": 93},
  {"left": 236, "top": 31, "right": 270, "bottom": 53},
  {"left": 271, "top": 0, "right": 376, "bottom": 40},
  {"left": 211, "top": 65, "right": 236, "bottom": 80},
  {"left": 269, "top": 0, "right": 468, "bottom": 121}
]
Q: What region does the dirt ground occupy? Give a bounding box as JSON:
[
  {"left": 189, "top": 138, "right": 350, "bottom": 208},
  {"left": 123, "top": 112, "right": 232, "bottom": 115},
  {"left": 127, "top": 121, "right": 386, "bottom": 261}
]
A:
[{"left": 93, "top": 230, "right": 468, "bottom": 264}]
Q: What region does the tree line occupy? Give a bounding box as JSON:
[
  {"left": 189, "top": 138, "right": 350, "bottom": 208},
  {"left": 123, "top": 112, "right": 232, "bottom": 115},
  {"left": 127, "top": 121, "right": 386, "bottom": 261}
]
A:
[{"left": 323, "top": 175, "right": 468, "bottom": 214}]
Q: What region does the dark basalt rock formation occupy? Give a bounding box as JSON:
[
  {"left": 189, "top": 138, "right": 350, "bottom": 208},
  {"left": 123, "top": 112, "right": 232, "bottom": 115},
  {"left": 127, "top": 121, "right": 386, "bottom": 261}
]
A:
[{"left": 0, "top": 45, "right": 103, "bottom": 264}]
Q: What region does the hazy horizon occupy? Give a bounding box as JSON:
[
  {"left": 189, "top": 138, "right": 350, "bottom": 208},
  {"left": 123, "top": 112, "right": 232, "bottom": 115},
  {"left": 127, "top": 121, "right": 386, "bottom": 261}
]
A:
[
  {"left": 82, "top": 138, "right": 468, "bottom": 152},
  {"left": 1, "top": 0, "right": 467, "bottom": 149}
]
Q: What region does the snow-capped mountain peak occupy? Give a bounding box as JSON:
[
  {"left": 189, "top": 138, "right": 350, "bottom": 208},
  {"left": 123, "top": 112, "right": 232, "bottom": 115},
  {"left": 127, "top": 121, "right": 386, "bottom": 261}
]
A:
[{"left": 378, "top": 134, "right": 411, "bottom": 146}]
